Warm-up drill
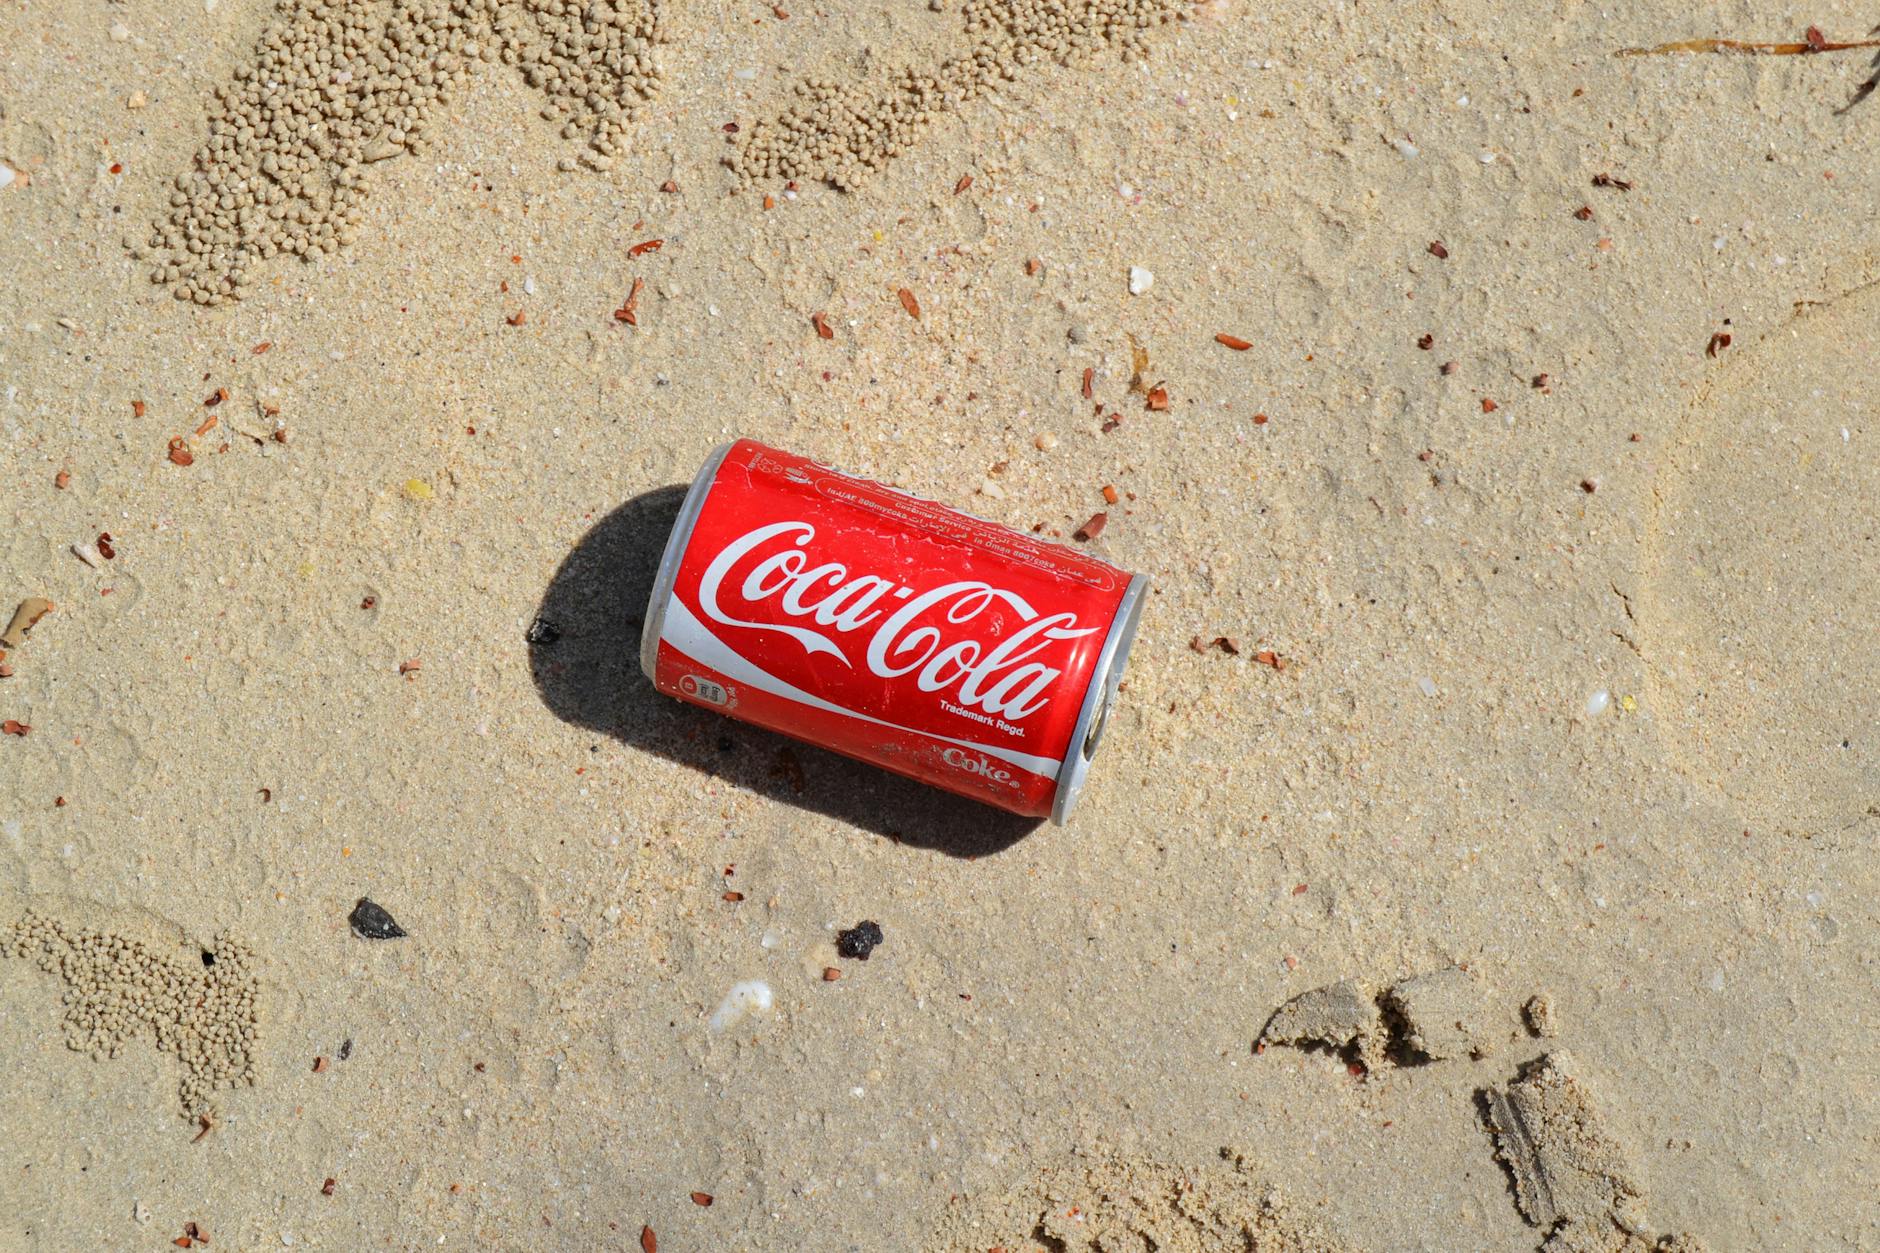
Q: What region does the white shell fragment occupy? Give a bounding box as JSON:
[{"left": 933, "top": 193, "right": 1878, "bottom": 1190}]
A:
[
  {"left": 1128, "top": 266, "right": 1154, "bottom": 295},
  {"left": 1586, "top": 689, "right": 1610, "bottom": 717},
  {"left": 708, "top": 980, "right": 773, "bottom": 1032}
]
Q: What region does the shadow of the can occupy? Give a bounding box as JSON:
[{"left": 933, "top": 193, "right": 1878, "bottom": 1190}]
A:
[{"left": 527, "top": 486, "right": 1042, "bottom": 858}]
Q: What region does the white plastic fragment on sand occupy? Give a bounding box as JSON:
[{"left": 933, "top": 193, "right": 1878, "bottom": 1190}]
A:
[
  {"left": 1393, "top": 138, "right": 1419, "bottom": 159},
  {"left": 1416, "top": 676, "right": 1438, "bottom": 698},
  {"left": 1128, "top": 266, "right": 1154, "bottom": 295},
  {"left": 1586, "top": 689, "right": 1610, "bottom": 717},
  {"left": 0, "top": 165, "right": 15, "bottom": 192},
  {"left": 708, "top": 980, "right": 773, "bottom": 1032}
]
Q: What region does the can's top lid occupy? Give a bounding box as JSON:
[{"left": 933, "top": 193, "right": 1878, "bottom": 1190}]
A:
[{"left": 1051, "top": 572, "right": 1149, "bottom": 825}]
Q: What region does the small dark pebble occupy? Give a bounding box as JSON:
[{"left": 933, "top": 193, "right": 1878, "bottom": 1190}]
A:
[
  {"left": 349, "top": 897, "right": 407, "bottom": 940},
  {"left": 525, "top": 617, "right": 561, "bottom": 646},
  {"left": 836, "top": 920, "right": 884, "bottom": 961},
  {"left": 338, "top": 1037, "right": 353, "bottom": 1061}
]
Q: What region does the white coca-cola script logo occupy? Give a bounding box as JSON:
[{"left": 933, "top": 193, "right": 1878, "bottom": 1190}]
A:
[
  {"left": 940, "top": 746, "right": 1019, "bottom": 787},
  {"left": 698, "top": 521, "right": 1098, "bottom": 722}
]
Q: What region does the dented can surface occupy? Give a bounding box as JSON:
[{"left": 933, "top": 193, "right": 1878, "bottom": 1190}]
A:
[{"left": 641, "top": 439, "right": 1148, "bottom": 823}]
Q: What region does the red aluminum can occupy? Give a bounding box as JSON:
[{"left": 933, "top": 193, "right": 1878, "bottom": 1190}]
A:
[{"left": 641, "top": 439, "right": 1148, "bottom": 822}]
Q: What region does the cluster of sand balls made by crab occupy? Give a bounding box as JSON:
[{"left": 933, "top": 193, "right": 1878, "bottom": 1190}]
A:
[
  {"left": 732, "top": 0, "right": 1183, "bottom": 190},
  {"left": 140, "top": 0, "right": 666, "bottom": 306},
  {"left": 2, "top": 910, "right": 260, "bottom": 1116}
]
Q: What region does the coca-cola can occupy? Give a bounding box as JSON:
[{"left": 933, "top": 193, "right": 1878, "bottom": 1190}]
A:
[{"left": 640, "top": 439, "right": 1148, "bottom": 823}]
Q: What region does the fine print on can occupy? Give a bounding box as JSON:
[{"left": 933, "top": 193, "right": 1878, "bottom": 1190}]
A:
[{"left": 641, "top": 439, "right": 1148, "bottom": 823}]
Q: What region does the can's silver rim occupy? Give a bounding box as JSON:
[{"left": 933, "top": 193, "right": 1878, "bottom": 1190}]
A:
[
  {"left": 1051, "top": 572, "right": 1149, "bottom": 825},
  {"left": 640, "top": 441, "right": 736, "bottom": 682}
]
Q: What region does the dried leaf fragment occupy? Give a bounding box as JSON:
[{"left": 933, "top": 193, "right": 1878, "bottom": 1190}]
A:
[
  {"left": 4, "top": 599, "right": 54, "bottom": 651},
  {"left": 811, "top": 311, "right": 834, "bottom": 340},
  {"left": 1127, "top": 335, "right": 1150, "bottom": 393},
  {"left": 614, "top": 277, "right": 645, "bottom": 325}
]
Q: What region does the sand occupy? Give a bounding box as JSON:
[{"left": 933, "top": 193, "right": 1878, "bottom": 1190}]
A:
[{"left": 2, "top": 0, "right": 1877, "bottom": 1247}]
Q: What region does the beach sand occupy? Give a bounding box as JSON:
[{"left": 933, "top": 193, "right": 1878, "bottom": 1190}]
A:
[{"left": 1, "top": 0, "right": 1876, "bottom": 1247}]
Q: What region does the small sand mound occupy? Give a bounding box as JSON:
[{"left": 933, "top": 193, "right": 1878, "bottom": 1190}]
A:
[
  {"left": 926, "top": 1148, "right": 1350, "bottom": 1252},
  {"left": 2, "top": 909, "right": 260, "bottom": 1116},
  {"left": 1480, "top": 1052, "right": 1708, "bottom": 1253},
  {"left": 141, "top": 0, "right": 667, "bottom": 305},
  {"left": 733, "top": 0, "right": 1186, "bottom": 190}
]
